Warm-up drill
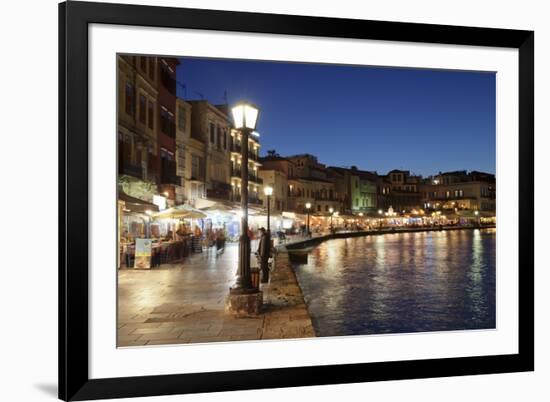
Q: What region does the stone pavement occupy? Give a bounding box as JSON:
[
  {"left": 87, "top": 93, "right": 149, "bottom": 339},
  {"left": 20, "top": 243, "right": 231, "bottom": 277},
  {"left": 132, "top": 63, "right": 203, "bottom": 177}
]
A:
[{"left": 117, "top": 244, "right": 315, "bottom": 346}]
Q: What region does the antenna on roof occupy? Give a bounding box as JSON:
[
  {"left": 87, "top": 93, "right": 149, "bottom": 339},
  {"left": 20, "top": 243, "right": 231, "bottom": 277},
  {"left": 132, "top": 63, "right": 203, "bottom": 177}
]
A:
[{"left": 223, "top": 90, "right": 228, "bottom": 104}]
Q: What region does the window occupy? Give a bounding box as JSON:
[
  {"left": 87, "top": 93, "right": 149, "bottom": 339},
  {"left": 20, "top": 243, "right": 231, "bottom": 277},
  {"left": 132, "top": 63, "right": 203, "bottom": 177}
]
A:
[
  {"left": 168, "top": 112, "right": 175, "bottom": 136},
  {"left": 160, "top": 61, "right": 175, "bottom": 94},
  {"left": 177, "top": 144, "right": 185, "bottom": 172},
  {"left": 160, "top": 108, "right": 168, "bottom": 132},
  {"left": 217, "top": 126, "right": 222, "bottom": 150},
  {"left": 125, "top": 83, "right": 135, "bottom": 116},
  {"left": 138, "top": 94, "right": 146, "bottom": 124},
  {"left": 148, "top": 100, "right": 154, "bottom": 129},
  {"left": 210, "top": 123, "right": 215, "bottom": 143},
  {"left": 140, "top": 57, "right": 146, "bottom": 71},
  {"left": 446, "top": 191, "right": 451, "bottom": 198},
  {"left": 223, "top": 130, "right": 227, "bottom": 149},
  {"left": 191, "top": 155, "right": 201, "bottom": 179},
  {"left": 325, "top": 205, "right": 329, "bottom": 212},
  {"left": 317, "top": 205, "right": 321, "bottom": 212},
  {"left": 160, "top": 107, "right": 174, "bottom": 137},
  {"left": 178, "top": 106, "right": 185, "bottom": 130}
]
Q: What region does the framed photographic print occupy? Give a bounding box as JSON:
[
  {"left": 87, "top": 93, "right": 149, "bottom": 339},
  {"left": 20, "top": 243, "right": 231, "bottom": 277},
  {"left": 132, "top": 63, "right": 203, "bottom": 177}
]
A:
[{"left": 59, "top": 1, "right": 534, "bottom": 400}]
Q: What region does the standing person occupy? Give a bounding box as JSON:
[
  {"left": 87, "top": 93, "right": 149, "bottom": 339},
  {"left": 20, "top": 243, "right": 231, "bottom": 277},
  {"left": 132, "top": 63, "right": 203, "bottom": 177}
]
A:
[{"left": 257, "top": 227, "right": 271, "bottom": 283}]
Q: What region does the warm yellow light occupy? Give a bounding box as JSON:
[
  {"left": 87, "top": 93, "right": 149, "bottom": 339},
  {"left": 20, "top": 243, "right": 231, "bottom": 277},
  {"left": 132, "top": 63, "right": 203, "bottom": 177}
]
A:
[
  {"left": 474, "top": 210, "right": 479, "bottom": 216},
  {"left": 231, "top": 102, "right": 259, "bottom": 130},
  {"left": 329, "top": 207, "right": 334, "bottom": 214},
  {"left": 305, "top": 202, "right": 312, "bottom": 209},
  {"left": 358, "top": 212, "right": 364, "bottom": 217},
  {"left": 378, "top": 209, "right": 383, "bottom": 215},
  {"left": 264, "top": 186, "right": 273, "bottom": 196}
]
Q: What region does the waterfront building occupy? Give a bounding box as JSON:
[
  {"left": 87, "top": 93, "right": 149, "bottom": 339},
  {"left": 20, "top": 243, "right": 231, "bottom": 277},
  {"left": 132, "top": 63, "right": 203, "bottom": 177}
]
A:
[
  {"left": 117, "top": 55, "right": 184, "bottom": 208},
  {"left": 420, "top": 170, "right": 496, "bottom": 211},
  {"left": 155, "top": 57, "right": 180, "bottom": 206},
  {"left": 229, "top": 129, "right": 263, "bottom": 206},
  {"left": 285, "top": 154, "right": 343, "bottom": 214},
  {"left": 117, "top": 55, "right": 158, "bottom": 188},
  {"left": 175, "top": 98, "right": 191, "bottom": 204},
  {"left": 258, "top": 169, "right": 288, "bottom": 214},
  {"left": 379, "top": 169, "right": 423, "bottom": 212},
  {"left": 188, "top": 100, "right": 233, "bottom": 203},
  {"left": 328, "top": 166, "right": 378, "bottom": 214},
  {"left": 260, "top": 153, "right": 296, "bottom": 179}
]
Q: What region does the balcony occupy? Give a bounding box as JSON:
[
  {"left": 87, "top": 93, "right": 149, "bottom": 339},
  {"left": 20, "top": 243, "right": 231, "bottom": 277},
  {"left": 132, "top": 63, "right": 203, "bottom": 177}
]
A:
[
  {"left": 231, "top": 167, "right": 242, "bottom": 178},
  {"left": 230, "top": 143, "right": 242, "bottom": 153},
  {"left": 160, "top": 120, "right": 176, "bottom": 138},
  {"left": 120, "top": 162, "right": 143, "bottom": 179},
  {"left": 249, "top": 174, "right": 263, "bottom": 184},
  {"left": 249, "top": 151, "right": 258, "bottom": 161},
  {"left": 208, "top": 181, "right": 232, "bottom": 199}
]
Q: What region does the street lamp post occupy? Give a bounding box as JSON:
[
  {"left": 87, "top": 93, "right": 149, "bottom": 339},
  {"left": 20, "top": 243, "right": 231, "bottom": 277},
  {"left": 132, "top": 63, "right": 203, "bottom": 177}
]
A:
[
  {"left": 329, "top": 207, "right": 334, "bottom": 233},
  {"left": 262, "top": 185, "right": 273, "bottom": 283},
  {"left": 230, "top": 101, "right": 259, "bottom": 294},
  {"left": 378, "top": 209, "right": 383, "bottom": 230},
  {"left": 305, "top": 202, "right": 311, "bottom": 236}
]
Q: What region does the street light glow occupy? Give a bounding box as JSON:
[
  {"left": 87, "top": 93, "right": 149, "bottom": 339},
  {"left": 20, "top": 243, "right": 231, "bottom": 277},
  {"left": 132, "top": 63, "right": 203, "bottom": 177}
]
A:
[
  {"left": 231, "top": 101, "right": 259, "bottom": 130},
  {"left": 305, "top": 202, "right": 312, "bottom": 209},
  {"left": 264, "top": 185, "right": 273, "bottom": 196},
  {"left": 329, "top": 207, "right": 334, "bottom": 214}
]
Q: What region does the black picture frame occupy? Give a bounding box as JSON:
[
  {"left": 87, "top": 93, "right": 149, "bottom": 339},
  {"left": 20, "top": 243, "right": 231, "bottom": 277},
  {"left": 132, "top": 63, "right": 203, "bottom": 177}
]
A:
[{"left": 59, "top": 1, "right": 534, "bottom": 400}]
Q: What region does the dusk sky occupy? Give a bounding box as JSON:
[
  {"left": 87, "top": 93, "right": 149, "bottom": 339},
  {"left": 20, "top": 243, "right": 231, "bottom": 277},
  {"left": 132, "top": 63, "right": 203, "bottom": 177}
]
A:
[{"left": 176, "top": 57, "right": 496, "bottom": 176}]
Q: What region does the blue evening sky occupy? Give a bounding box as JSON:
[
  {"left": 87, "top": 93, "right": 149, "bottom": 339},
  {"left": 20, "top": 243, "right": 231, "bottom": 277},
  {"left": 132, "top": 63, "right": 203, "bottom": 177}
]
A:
[{"left": 176, "top": 57, "right": 495, "bottom": 176}]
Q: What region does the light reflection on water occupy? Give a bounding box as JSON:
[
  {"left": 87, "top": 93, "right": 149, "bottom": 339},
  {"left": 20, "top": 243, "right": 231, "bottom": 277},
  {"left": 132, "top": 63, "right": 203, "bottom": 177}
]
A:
[{"left": 293, "top": 229, "right": 496, "bottom": 336}]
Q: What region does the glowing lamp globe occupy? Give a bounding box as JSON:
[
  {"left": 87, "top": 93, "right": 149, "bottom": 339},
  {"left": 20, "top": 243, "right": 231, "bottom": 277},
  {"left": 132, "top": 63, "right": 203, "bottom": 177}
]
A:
[{"left": 231, "top": 101, "right": 259, "bottom": 130}]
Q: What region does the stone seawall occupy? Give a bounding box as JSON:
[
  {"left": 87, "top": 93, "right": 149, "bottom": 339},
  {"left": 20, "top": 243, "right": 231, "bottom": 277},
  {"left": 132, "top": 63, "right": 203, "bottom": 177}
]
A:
[{"left": 261, "top": 251, "right": 316, "bottom": 339}]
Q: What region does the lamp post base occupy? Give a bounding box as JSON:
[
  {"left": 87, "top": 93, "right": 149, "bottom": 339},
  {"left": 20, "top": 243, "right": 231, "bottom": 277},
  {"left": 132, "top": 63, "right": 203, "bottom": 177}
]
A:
[{"left": 226, "top": 289, "right": 263, "bottom": 317}]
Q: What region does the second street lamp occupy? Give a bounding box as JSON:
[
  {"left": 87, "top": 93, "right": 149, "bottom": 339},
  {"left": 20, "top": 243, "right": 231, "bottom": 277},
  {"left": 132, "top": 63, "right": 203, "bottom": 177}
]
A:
[
  {"left": 264, "top": 185, "right": 273, "bottom": 232},
  {"left": 305, "top": 202, "right": 311, "bottom": 236},
  {"left": 329, "top": 207, "right": 334, "bottom": 233},
  {"left": 230, "top": 101, "right": 260, "bottom": 294}
]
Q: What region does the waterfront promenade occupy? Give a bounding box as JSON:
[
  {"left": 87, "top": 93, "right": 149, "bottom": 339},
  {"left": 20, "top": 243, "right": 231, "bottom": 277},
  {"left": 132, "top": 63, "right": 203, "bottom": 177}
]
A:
[
  {"left": 117, "top": 244, "right": 314, "bottom": 346},
  {"left": 118, "top": 225, "right": 494, "bottom": 346}
]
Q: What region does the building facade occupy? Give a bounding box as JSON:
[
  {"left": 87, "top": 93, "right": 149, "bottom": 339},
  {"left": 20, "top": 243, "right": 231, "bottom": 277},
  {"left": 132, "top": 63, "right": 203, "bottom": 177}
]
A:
[
  {"left": 229, "top": 129, "right": 263, "bottom": 205},
  {"left": 188, "top": 101, "right": 233, "bottom": 202},
  {"left": 420, "top": 170, "right": 496, "bottom": 211},
  {"left": 258, "top": 169, "right": 288, "bottom": 214}
]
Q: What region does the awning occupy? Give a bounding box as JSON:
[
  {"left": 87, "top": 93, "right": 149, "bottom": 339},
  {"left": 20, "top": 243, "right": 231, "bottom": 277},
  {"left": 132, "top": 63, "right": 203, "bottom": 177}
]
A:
[
  {"left": 119, "top": 192, "right": 159, "bottom": 214},
  {"left": 152, "top": 204, "right": 207, "bottom": 220}
]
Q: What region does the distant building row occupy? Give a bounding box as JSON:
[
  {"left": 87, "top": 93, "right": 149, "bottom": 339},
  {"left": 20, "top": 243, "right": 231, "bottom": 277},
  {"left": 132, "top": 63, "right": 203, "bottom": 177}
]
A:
[{"left": 259, "top": 154, "right": 495, "bottom": 216}]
